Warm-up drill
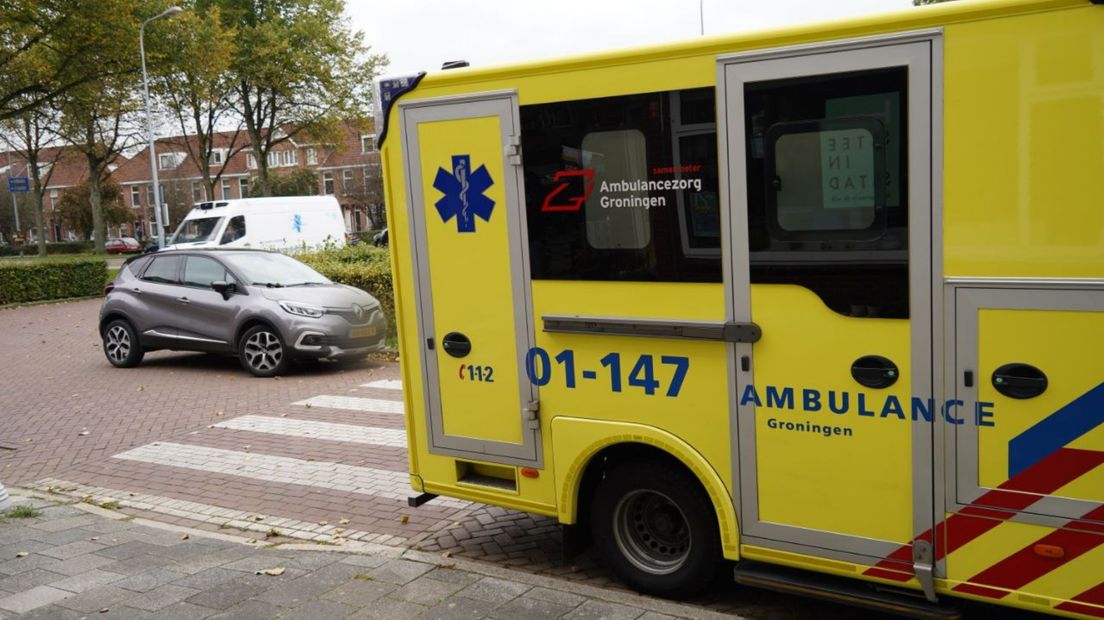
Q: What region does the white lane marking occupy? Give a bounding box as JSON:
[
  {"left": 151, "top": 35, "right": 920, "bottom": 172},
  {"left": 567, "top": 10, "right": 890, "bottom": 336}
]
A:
[
  {"left": 112, "top": 443, "right": 468, "bottom": 509},
  {"left": 215, "top": 415, "right": 407, "bottom": 448},
  {"left": 361, "top": 379, "right": 403, "bottom": 391},
  {"left": 293, "top": 395, "right": 403, "bottom": 415},
  {"left": 31, "top": 478, "right": 409, "bottom": 546}
]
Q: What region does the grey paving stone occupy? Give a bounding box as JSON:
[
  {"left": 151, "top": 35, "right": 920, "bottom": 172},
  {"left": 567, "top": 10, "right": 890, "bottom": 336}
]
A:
[
  {"left": 271, "top": 550, "right": 341, "bottom": 571},
  {"left": 221, "top": 554, "right": 291, "bottom": 573},
  {"left": 0, "top": 585, "right": 73, "bottom": 614},
  {"left": 563, "top": 599, "right": 645, "bottom": 620},
  {"left": 490, "top": 595, "right": 577, "bottom": 620},
  {"left": 421, "top": 567, "right": 480, "bottom": 587},
  {"left": 147, "top": 601, "right": 217, "bottom": 620},
  {"left": 0, "top": 526, "right": 39, "bottom": 546},
  {"left": 527, "top": 585, "right": 588, "bottom": 608},
  {"left": 391, "top": 576, "right": 465, "bottom": 606},
  {"left": 455, "top": 576, "right": 531, "bottom": 605},
  {"left": 254, "top": 561, "right": 363, "bottom": 606},
  {"left": 103, "top": 554, "right": 177, "bottom": 575},
  {"left": 0, "top": 568, "right": 68, "bottom": 592},
  {"left": 349, "top": 596, "right": 426, "bottom": 620},
  {"left": 43, "top": 552, "right": 116, "bottom": 577},
  {"left": 17, "top": 603, "right": 83, "bottom": 619},
  {"left": 28, "top": 516, "right": 97, "bottom": 533},
  {"left": 113, "top": 567, "right": 187, "bottom": 593},
  {"left": 82, "top": 519, "right": 139, "bottom": 535},
  {"left": 415, "top": 595, "right": 497, "bottom": 620},
  {"left": 338, "top": 554, "right": 390, "bottom": 569},
  {"left": 39, "top": 540, "right": 106, "bottom": 561},
  {"left": 206, "top": 599, "right": 284, "bottom": 620},
  {"left": 96, "top": 541, "right": 165, "bottom": 561},
  {"left": 279, "top": 599, "right": 355, "bottom": 620},
  {"left": 126, "top": 584, "right": 200, "bottom": 612},
  {"left": 49, "top": 568, "right": 125, "bottom": 593},
  {"left": 365, "top": 559, "right": 435, "bottom": 585},
  {"left": 87, "top": 606, "right": 152, "bottom": 619},
  {"left": 0, "top": 553, "right": 61, "bottom": 576},
  {"left": 164, "top": 550, "right": 243, "bottom": 575},
  {"left": 323, "top": 578, "right": 398, "bottom": 607},
  {"left": 168, "top": 567, "right": 240, "bottom": 591},
  {"left": 25, "top": 527, "right": 100, "bottom": 547},
  {"left": 0, "top": 540, "right": 52, "bottom": 558},
  {"left": 184, "top": 579, "right": 267, "bottom": 611},
  {"left": 638, "top": 612, "right": 678, "bottom": 620},
  {"left": 55, "top": 585, "right": 135, "bottom": 613}
]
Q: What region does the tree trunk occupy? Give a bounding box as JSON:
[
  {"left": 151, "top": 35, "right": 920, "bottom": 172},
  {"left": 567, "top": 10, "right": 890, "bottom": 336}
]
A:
[
  {"left": 33, "top": 195, "right": 46, "bottom": 255},
  {"left": 89, "top": 170, "right": 105, "bottom": 254}
]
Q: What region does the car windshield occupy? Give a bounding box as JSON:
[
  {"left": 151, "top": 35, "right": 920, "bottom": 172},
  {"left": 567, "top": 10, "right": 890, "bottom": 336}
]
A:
[
  {"left": 170, "top": 217, "right": 223, "bottom": 244},
  {"left": 221, "top": 252, "right": 331, "bottom": 287}
]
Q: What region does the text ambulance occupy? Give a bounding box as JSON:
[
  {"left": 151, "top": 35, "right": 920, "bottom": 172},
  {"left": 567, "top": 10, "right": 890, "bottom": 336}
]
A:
[{"left": 375, "top": 0, "right": 1104, "bottom": 616}]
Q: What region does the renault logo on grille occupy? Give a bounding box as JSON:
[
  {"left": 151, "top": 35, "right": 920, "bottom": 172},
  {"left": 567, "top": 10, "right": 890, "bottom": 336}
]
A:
[{"left": 353, "top": 304, "right": 364, "bottom": 320}]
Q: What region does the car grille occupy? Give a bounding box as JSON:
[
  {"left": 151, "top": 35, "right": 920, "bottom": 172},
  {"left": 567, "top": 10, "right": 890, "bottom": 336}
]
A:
[{"left": 326, "top": 306, "right": 382, "bottom": 325}]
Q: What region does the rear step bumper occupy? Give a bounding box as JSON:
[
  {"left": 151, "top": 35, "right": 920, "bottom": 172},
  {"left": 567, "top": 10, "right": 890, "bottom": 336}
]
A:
[{"left": 733, "top": 560, "right": 960, "bottom": 620}]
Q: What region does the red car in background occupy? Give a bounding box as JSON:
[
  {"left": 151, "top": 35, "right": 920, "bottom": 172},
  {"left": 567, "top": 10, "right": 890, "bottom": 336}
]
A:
[{"left": 105, "top": 237, "right": 143, "bottom": 254}]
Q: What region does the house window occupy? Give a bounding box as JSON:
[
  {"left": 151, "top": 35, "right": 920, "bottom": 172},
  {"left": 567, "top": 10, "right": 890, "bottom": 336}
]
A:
[
  {"left": 307, "top": 148, "right": 317, "bottom": 165},
  {"left": 49, "top": 189, "right": 58, "bottom": 206},
  {"left": 269, "top": 149, "right": 297, "bottom": 167},
  {"left": 132, "top": 187, "right": 142, "bottom": 207},
  {"left": 146, "top": 186, "right": 155, "bottom": 206},
  {"left": 239, "top": 177, "right": 249, "bottom": 198},
  {"left": 322, "top": 172, "right": 334, "bottom": 195},
  {"left": 158, "top": 184, "right": 165, "bottom": 204},
  {"left": 361, "top": 135, "right": 375, "bottom": 153},
  {"left": 221, "top": 178, "right": 232, "bottom": 200},
  {"left": 342, "top": 169, "right": 354, "bottom": 194},
  {"left": 192, "top": 182, "right": 202, "bottom": 203},
  {"left": 158, "top": 153, "right": 182, "bottom": 170},
  {"left": 354, "top": 209, "right": 362, "bottom": 231},
  {"left": 247, "top": 154, "right": 257, "bottom": 169},
  {"left": 208, "top": 149, "right": 224, "bottom": 166}
]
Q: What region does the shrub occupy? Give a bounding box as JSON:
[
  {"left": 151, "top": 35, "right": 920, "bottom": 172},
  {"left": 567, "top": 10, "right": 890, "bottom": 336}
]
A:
[
  {"left": 0, "top": 258, "right": 107, "bottom": 305},
  {"left": 295, "top": 244, "right": 394, "bottom": 334},
  {"left": 45, "top": 241, "right": 94, "bottom": 255}
]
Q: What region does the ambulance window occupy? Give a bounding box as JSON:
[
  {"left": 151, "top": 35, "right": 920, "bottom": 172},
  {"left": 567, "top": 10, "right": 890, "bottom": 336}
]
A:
[
  {"left": 521, "top": 88, "right": 721, "bottom": 282},
  {"left": 744, "top": 67, "right": 909, "bottom": 319},
  {"left": 582, "top": 129, "right": 651, "bottom": 249}
]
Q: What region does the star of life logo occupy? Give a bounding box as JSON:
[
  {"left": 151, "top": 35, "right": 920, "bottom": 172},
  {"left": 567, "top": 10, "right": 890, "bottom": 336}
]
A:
[{"left": 432, "top": 154, "right": 495, "bottom": 233}]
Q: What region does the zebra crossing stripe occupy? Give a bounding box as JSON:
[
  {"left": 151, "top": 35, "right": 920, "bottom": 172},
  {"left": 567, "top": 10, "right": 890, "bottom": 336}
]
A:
[
  {"left": 214, "top": 415, "right": 407, "bottom": 447},
  {"left": 112, "top": 442, "right": 467, "bottom": 509},
  {"left": 293, "top": 395, "right": 404, "bottom": 415},
  {"left": 361, "top": 379, "right": 403, "bottom": 391}
]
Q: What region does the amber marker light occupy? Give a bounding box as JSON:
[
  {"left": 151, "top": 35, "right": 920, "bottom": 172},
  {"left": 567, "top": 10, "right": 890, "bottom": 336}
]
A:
[{"left": 520, "top": 467, "right": 539, "bottom": 478}]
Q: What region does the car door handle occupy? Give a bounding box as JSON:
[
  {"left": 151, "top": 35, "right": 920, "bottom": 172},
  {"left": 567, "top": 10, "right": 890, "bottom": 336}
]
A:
[
  {"left": 177, "top": 297, "right": 190, "bottom": 305},
  {"left": 132, "top": 288, "right": 142, "bottom": 295}
]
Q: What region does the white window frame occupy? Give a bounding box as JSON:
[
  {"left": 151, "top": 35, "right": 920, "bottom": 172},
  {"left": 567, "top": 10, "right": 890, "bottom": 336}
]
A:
[
  {"left": 247, "top": 154, "right": 257, "bottom": 169},
  {"left": 307, "top": 148, "right": 318, "bottom": 165},
  {"left": 192, "top": 182, "right": 202, "bottom": 203},
  {"left": 221, "top": 178, "right": 232, "bottom": 200},
  {"left": 361, "top": 134, "right": 376, "bottom": 153},
  {"left": 208, "top": 149, "right": 226, "bottom": 166},
  {"left": 322, "top": 172, "right": 334, "bottom": 195},
  {"left": 238, "top": 177, "right": 249, "bottom": 198},
  {"left": 342, "top": 169, "right": 354, "bottom": 194},
  {"left": 131, "top": 186, "right": 142, "bottom": 207}
]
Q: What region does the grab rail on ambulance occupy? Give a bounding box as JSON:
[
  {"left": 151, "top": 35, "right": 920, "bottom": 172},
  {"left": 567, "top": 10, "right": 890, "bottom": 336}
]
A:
[{"left": 542, "top": 315, "right": 762, "bottom": 343}]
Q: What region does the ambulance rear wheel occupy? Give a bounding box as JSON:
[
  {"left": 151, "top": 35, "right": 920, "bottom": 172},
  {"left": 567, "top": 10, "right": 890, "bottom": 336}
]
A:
[{"left": 591, "top": 460, "right": 721, "bottom": 598}]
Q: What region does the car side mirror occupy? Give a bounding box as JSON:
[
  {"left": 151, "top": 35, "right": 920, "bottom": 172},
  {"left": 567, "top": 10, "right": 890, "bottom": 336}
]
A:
[{"left": 211, "top": 280, "right": 235, "bottom": 300}]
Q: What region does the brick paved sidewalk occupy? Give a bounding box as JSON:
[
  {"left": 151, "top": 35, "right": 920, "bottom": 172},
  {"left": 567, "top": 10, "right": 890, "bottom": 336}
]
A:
[{"left": 0, "top": 492, "right": 732, "bottom": 620}]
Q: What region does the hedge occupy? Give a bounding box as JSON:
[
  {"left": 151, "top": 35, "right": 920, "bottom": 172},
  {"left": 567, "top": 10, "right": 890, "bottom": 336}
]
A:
[
  {"left": 0, "top": 258, "right": 107, "bottom": 305},
  {"left": 295, "top": 244, "right": 394, "bottom": 334}
]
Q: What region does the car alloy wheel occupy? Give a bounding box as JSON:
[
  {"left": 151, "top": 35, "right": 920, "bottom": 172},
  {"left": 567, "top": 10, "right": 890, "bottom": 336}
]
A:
[
  {"left": 243, "top": 330, "right": 283, "bottom": 372},
  {"left": 105, "top": 325, "right": 131, "bottom": 364}
]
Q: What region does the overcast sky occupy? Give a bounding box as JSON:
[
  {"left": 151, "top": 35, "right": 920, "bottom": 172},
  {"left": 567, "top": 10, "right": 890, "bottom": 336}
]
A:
[{"left": 348, "top": 0, "right": 915, "bottom": 77}]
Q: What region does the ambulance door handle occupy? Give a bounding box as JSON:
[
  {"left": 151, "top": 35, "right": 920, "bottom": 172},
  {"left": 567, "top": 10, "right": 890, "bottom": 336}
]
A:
[
  {"left": 850, "top": 355, "right": 899, "bottom": 389},
  {"left": 441, "top": 332, "right": 471, "bottom": 358},
  {"left": 992, "top": 363, "right": 1048, "bottom": 399}
]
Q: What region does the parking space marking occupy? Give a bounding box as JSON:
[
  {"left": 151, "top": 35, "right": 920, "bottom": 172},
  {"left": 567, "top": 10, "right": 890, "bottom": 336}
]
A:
[
  {"left": 361, "top": 379, "right": 403, "bottom": 391},
  {"left": 293, "top": 395, "right": 404, "bottom": 415},
  {"left": 214, "top": 415, "right": 407, "bottom": 447},
  {"left": 112, "top": 442, "right": 469, "bottom": 509}
]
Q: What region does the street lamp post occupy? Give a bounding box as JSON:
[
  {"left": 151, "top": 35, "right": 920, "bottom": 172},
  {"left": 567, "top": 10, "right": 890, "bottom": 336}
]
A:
[{"left": 140, "top": 5, "right": 183, "bottom": 248}]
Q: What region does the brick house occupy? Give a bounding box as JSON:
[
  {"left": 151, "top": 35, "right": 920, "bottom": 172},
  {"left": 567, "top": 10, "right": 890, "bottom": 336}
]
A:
[{"left": 0, "top": 146, "right": 99, "bottom": 244}]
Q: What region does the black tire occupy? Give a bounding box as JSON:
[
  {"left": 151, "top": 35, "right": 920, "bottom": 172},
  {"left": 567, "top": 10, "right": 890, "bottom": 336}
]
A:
[
  {"left": 590, "top": 459, "right": 722, "bottom": 598},
  {"left": 102, "top": 319, "right": 144, "bottom": 368},
  {"left": 238, "top": 325, "right": 290, "bottom": 377}
]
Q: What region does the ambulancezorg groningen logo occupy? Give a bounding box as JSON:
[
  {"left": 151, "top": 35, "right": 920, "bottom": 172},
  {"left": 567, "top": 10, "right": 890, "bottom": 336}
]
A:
[{"left": 432, "top": 154, "right": 494, "bottom": 233}]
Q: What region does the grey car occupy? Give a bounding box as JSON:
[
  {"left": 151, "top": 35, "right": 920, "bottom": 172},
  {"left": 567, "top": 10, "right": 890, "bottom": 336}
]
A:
[{"left": 99, "top": 249, "right": 387, "bottom": 377}]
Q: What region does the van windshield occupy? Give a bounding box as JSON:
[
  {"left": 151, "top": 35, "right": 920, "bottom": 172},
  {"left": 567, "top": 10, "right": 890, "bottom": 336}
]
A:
[
  {"left": 170, "top": 217, "right": 224, "bottom": 244},
  {"left": 221, "top": 252, "right": 331, "bottom": 287}
]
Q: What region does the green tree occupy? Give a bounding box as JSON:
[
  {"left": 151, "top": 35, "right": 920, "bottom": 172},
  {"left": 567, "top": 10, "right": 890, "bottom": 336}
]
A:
[
  {"left": 1, "top": 105, "right": 64, "bottom": 255},
  {"left": 56, "top": 177, "right": 130, "bottom": 239},
  {"left": 213, "top": 0, "right": 386, "bottom": 194},
  {"left": 250, "top": 167, "right": 319, "bottom": 197},
  {"left": 155, "top": 3, "right": 244, "bottom": 201},
  {"left": 0, "top": 0, "right": 141, "bottom": 122}
]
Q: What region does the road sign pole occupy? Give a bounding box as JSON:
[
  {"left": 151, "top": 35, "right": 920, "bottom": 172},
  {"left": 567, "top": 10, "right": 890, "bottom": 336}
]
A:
[{"left": 10, "top": 190, "right": 18, "bottom": 233}]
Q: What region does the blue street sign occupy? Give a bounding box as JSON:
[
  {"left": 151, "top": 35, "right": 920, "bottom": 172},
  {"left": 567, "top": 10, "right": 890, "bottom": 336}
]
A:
[{"left": 7, "top": 177, "right": 30, "bottom": 193}]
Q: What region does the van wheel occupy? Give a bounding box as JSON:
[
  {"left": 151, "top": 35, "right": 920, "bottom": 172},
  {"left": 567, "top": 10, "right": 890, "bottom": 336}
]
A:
[
  {"left": 102, "top": 319, "right": 144, "bottom": 368},
  {"left": 239, "top": 325, "right": 289, "bottom": 377},
  {"left": 590, "top": 460, "right": 721, "bottom": 598}
]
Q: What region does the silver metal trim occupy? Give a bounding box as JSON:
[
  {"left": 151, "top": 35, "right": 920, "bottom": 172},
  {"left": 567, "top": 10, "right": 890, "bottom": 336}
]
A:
[
  {"left": 294, "top": 331, "right": 325, "bottom": 350},
  {"left": 719, "top": 32, "right": 940, "bottom": 567},
  {"left": 944, "top": 277, "right": 1104, "bottom": 289},
  {"left": 541, "top": 315, "right": 761, "bottom": 343},
  {"left": 142, "top": 328, "right": 225, "bottom": 345},
  {"left": 398, "top": 90, "right": 543, "bottom": 467}
]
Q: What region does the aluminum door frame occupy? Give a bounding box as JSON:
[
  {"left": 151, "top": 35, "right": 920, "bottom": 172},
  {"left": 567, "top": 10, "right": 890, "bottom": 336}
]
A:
[
  {"left": 398, "top": 91, "right": 542, "bottom": 466},
  {"left": 717, "top": 31, "right": 942, "bottom": 566}
]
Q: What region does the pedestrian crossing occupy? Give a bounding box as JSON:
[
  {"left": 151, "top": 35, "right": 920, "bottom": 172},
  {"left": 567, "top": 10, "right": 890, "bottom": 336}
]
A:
[
  {"left": 214, "top": 415, "right": 408, "bottom": 447},
  {"left": 293, "top": 395, "right": 404, "bottom": 414},
  {"left": 362, "top": 379, "right": 402, "bottom": 390}
]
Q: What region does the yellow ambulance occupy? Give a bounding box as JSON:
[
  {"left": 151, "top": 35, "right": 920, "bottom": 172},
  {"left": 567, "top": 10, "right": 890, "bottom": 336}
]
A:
[{"left": 374, "top": 0, "right": 1104, "bottom": 616}]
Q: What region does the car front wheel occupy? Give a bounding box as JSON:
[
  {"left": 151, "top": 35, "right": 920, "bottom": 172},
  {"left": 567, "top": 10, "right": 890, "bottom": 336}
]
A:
[
  {"left": 238, "top": 325, "right": 289, "bottom": 377},
  {"left": 102, "top": 319, "right": 144, "bottom": 368}
]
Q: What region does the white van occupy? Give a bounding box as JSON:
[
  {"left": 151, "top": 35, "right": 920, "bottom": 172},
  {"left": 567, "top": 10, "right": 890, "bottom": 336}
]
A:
[{"left": 165, "top": 196, "right": 346, "bottom": 252}]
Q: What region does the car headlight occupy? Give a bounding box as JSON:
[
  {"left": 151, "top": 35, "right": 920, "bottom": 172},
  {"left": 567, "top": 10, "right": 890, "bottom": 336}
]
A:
[{"left": 278, "top": 301, "right": 325, "bottom": 318}]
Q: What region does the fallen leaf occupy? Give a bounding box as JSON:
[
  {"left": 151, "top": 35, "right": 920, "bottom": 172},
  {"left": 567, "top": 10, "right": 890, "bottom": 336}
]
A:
[
  {"left": 256, "top": 567, "right": 285, "bottom": 576},
  {"left": 216, "top": 410, "right": 224, "bottom": 416},
  {"left": 442, "top": 551, "right": 452, "bottom": 558},
  {"left": 245, "top": 538, "right": 258, "bottom": 544},
  {"left": 78, "top": 431, "right": 89, "bottom": 436},
  {"left": 253, "top": 515, "right": 265, "bottom": 521},
  {"left": 400, "top": 515, "right": 409, "bottom": 525},
  {"left": 305, "top": 403, "right": 312, "bottom": 408},
  {"left": 15, "top": 552, "right": 29, "bottom": 558},
  {"left": 339, "top": 518, "right": 350, "bottom": 525},
  {"left": 90, "top": 537, "right": 99, "bottom": 541},
  {"left": 137, "top": 385, "right": 144, "bottom": 392},
  {"left": 318, "top": 521, "right": 328, "bottom": 526},
  {"left": 99, "top": 608, "right": 109, "bottom": 614},
  {"left": 181, "top": 534, "right": 189, "bottom": 540}
]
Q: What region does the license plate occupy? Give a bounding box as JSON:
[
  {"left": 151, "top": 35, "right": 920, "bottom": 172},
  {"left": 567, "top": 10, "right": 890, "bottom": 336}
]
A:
[{"left": 351, "top": 326, "right": 377, "bottom": 338}]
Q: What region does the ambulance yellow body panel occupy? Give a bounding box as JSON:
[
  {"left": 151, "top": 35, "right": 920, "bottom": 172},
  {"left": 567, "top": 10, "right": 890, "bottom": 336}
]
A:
[{"left": 377, "top": 0, "right": 1104, "bottom": 616}]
